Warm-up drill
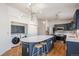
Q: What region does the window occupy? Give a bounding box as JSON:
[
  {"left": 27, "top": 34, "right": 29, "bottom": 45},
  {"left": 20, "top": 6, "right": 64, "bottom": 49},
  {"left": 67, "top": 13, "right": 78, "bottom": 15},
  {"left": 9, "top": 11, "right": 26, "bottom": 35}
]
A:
[{"left": 11, "top": 25, "right": 25, "bottom": 34}]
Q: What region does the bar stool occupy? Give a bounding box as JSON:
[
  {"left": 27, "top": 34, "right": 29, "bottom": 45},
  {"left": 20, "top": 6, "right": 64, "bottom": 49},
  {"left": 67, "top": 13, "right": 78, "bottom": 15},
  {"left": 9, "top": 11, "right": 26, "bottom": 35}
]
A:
[
  {"left": 41, "top": 42, "right": 48, "bottom": 55},
  {"left": 32, "top": 43, "right": 43, "bottom": 56}
]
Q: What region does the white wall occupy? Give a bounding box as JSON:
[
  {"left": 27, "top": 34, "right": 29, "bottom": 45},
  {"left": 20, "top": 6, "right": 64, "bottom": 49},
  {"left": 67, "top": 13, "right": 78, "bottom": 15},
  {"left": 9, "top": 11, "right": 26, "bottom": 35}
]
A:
[
  {"left": 8, "top": 6, "right": 38, "bottom": 37},
  {"left": 8, "top": 5, "right": 38, "bottom": 48},
  {"left": 38, "top": 19, "right": 46, "bottom": 35},
  {"left": 0, "top": 4, "right": 38, "bottom": 55},
  {"left": 8, "top": 6, "right": 30, "bottom": 24},
  {"left": 28, "top": 24, "right": 38, "bottom": 36},
  {"left": 0, "top": 4, "right": 11, "bottom": 55}
]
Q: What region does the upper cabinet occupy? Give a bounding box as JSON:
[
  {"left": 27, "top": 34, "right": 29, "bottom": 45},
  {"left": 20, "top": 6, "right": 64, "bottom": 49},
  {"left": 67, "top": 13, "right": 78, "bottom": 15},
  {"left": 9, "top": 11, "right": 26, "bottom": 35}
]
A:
[
  {"left": 54, "top": 9, "right": 79, "bottom": 31},
  {"left": 67, "top": 21, "right": 76, "bottom": 30},
  {"left": 54, "top": 22, "right": 75, "bottom": 31},
  {"left": 64, "top": 21, "right": 77, "bottom": 30},
  {"left": 74, "top": 9, "right": 79, "bottom": 29}
]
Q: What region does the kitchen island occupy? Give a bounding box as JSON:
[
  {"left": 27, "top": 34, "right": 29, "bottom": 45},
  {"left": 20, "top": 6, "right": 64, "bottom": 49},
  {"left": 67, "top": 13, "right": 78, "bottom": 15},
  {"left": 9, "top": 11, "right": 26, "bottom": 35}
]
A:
[{"left": 21, "top": 35, "right": 54, "bottom": 56}]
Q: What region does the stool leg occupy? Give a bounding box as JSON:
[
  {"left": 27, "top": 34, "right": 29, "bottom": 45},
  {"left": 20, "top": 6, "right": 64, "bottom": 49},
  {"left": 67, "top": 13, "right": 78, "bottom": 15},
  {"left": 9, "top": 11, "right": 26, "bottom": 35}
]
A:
[
  {"left": 40, "top": 47, "right": 43, "bottom": 56},
  {"left": 42, "top": 45, "right": 45, "bottom": 55},
  {"left": 42, "top": 45, "right": 46, "bottom": 55},
  {"left": 42, "top": 45, "right": 47, "bottom": 56},
  {"left": 37, "top": 48, "right": 40, "bottom": 56},
  {"left": 32, "top": 47, "right": 35, "bottom": 56},
  {"left": 46, "top": 45, "right": 48, "bottom": 54},
  {"left": 44, "top": 45, "right": 46, "bottom": 53},
  {"left": 29, "top": 44, "right": 33, "bottom": 56}
]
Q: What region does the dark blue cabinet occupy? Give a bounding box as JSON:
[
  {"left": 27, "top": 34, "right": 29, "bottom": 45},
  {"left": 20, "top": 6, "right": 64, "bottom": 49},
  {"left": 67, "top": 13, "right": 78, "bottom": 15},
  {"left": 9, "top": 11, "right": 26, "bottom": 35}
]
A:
[
  {"left": 54, "top": 9, "right": 79, "bottom": 30},
  {"left": 64, "top": 24, "right": 66, "bottom": 30},
  {"left": 22, "top": 37, "right": 54, "bottom": 56},
  {"left": 63, "top": 23, "right": 73, "bottom": 30},
  {"left": 67, "top": 41, "right": 79, "bottom": 56},
  {"left": 22, "top": 42, "right": 29, "bottom": 56},
  {"left": 74, "top": 9, "right": 79, "bottom": 29},
  {"left": 73, "top": 11, "right": 77, "bottom": 29}
]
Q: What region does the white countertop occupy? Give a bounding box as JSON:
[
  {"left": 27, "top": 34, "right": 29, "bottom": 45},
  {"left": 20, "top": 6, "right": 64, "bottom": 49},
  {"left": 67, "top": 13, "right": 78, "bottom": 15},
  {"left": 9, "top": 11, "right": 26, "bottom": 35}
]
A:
[
  {"left": 21, "top": 35, "right": 53, "bottom": 43},
  {"left": 66, "top": 39, "right": 79, "bottom": 42}
]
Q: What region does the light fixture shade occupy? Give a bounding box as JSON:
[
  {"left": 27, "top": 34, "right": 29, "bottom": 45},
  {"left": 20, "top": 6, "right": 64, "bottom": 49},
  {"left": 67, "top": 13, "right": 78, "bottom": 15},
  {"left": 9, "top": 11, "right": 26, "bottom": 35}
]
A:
[
  {"left": 43, "top": 21, "right": 46, "bottom": 24},
  {"left": 28, "top": 3, "right": 31, "bottom": 6}
]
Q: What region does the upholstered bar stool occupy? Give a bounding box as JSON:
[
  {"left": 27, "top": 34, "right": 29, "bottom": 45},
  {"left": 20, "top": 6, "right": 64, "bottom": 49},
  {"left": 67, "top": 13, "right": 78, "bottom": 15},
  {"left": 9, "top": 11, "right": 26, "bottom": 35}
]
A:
[
  {"left": 41, "top": 42, "right": 48, "bottom": 55},
  {"left": 32, "top": 43, "right": 43, "bottom": 56}
]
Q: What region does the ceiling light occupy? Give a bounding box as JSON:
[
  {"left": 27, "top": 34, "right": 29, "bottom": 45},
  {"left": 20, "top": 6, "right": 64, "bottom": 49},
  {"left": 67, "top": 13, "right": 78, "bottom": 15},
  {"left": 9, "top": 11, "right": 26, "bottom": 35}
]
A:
[
  {"left": 43, "top": 21, "right": 46, "bottom": 24},
  {"left": 28, "top": 3, "right": 31, "bottom": 6}
]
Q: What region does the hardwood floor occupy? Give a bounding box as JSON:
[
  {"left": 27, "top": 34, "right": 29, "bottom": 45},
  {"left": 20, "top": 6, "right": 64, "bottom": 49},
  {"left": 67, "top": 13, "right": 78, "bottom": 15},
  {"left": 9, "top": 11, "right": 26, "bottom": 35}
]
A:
[
  {"left": 2, "top": 41, "right": 67, "bottom": 56},
  {"left": 2, "top": 44, "right": 22, "bottom": 56},
  {"left": 48, "top": 41, "right": 67, "bottom": 56}
]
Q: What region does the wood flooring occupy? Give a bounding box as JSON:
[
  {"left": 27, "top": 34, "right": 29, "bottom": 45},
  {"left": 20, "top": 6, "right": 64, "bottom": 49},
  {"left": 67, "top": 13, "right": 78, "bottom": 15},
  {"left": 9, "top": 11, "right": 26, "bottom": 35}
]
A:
[
  {"left": 48, "top": 41, "right": 67, "bottom": 56},
  {"left": 2, "top": 41, "right": 67, "bottom": 56},
  {"left": 2, "top": 44, "right": 22, "bottom": 56}
]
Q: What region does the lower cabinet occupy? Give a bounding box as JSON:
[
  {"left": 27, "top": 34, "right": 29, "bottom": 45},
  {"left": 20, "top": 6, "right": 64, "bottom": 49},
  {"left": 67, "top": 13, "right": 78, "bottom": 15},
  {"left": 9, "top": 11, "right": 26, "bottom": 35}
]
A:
[
  {"left": 67, "top": 41, "right": 79, "bottom": 56},
  {"left": 22, "top": 38, "right": 54, "bottom": 56},
  {"left": 22, "top": 42, "right": 29, "bottom": 56}
]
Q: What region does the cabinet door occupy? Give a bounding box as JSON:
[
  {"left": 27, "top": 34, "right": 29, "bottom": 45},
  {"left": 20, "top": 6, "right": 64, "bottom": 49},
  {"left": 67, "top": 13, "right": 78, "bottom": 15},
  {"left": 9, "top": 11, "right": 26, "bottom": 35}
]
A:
[
  {"left": 72, "top": 22, "right": 76, "bottom": 29},
  {"left": 67, "top": 41, "right": 79, "bottom": 56},
  {"left": 64, "top": 23, "right": 70, "bottom": 30},
  {"left": 67, "top": 41, "right": 73, "bottom": 56},
  {"left": 74, "top": 12, "right": 77, "bottom": 29},
  {"left": 76, "top": 9, "right": 79, "bottom": 29},
  {"left": 22, "top": 43, "right": 29, "bottom": 56},
  {"left": 64, "top": 24, "right": 67, "bottom": 30},
  {"left": 67, "top": 24, "right": 69, "bottom": 30}
]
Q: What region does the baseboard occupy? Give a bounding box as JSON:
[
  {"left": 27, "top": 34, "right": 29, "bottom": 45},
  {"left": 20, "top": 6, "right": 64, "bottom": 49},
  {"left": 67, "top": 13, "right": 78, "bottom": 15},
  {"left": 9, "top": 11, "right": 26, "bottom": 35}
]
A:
[{"left": 0, "top": 47, "right": 11, "bottom": 56}]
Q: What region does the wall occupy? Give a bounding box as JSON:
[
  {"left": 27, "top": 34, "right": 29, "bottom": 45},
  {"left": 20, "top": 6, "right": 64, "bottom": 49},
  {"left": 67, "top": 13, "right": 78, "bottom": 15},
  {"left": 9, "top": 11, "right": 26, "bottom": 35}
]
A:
[
  {"left": 8, "top": 6, "right": 38, "bottom": 37},
  {"left": 28, "top": 24, "right": 38, "bottom": 36},
  {"left": 8, "top": 5, "right": 38, "bottom": 47},
  {"left": 0, "top": 4, "right": 38, "bottom": 55},
  {"left": 0, "top": 4, "right": 10, "bottom": 55},
  {"left": 38, "top": 19, "right": 46, "bottom": 35},
  {"left": 8, "top": 6, "right": 30, "bottom": 24}
]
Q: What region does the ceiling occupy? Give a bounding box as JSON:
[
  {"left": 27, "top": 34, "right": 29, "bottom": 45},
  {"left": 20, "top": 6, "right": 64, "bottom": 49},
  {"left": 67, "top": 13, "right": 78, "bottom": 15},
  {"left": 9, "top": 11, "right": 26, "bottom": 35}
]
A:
[{"left": 7, "top": 3, "right": 79, "bottom": 21}]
